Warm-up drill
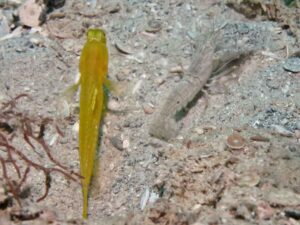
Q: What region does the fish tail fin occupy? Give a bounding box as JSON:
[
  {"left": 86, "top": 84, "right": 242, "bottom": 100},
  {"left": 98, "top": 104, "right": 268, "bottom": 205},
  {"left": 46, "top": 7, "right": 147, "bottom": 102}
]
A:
[
  {"left": 90, "top": 157, "right": 102, "bottom": 198},
  {"left": 82, "top": 184, "right": 89, "bottom": 219}
]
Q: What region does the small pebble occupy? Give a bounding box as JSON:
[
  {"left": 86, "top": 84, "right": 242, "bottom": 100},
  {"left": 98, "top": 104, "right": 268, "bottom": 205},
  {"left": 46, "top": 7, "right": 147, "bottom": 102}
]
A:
[
  {"left": 116, "top": 68, "right": 130, "bottom": 81},
  {"left": 0, "top": 0, "right": 22, "bottom": 7},
  {"left": 0, "top": 13, "right": 10, "bottom": 38},
  {"left": 72, "top": 121, "right": 79, "bottom": 133},
  {"left": 192, "top": 204, "right": 202, "bottom": 212},
  {"left": 250, "top": 135, "right": 270, "bottom": 142},
  {"left": 296, "top": 121, "right": 300, "bottom": 130},
  {"left": 154, "top": 78, "right": 165, "bottom": 86},
  {"left": 265, "top": 188, "right": 300, "bottom": 206},
  {"left": 39, "top": 209, "right": 58, "bottom": 222},
  {"left": 148, "top": 191, "right": 159, "bottom": 203},
  {"left": 107, "top": 99, "right": 121, "bottom": 111},
  {"left": 49, "top": 134, "right": 59, "bottom": 146},
  {"left": 173, "top": 75, "right": 182, "bottom": 82},
  {"left": 266, "top": 78, "right": 280, "bottom": 89},
  {"left": 256, "top": 202, "right": 274, "bottom": 220},
  {"left": 271, "top": 124, "right": 293, "bottom": 137},
  {"left": 170, "top": 65, "right": 183, "bottom": 73},
  {"left": 16, "top": 47, "right": 26, "bottom": 53},
  {"left": 236, "top": 172, "right": 260, "bottom": 187},
  {"left": 132, "top": 80, "right": 143, "bottom": 95},
  {"left": 123, "top": 118, "right": 143, "bottom": 128},
  {"left": 19, "top": 0, "right": 46, "bottom": 27},
  {"left": 140, "top": 188, "right": 150, "bottom": 210},
  {"left": 226, "top": 133, "right": 246, "bottom": 150},
  {"left": 280, "top": 118, "right": 289, "bottom": 125},
  {"left": 29, "top": 37, "right": 43, "bottom": 46},
  {"left": 110, "top": 134, "right": 129, "bottom": 151},
  {"left": 295, "top": 130, "right": 300, "bottom": 139},
  {"left": 283, "top": 57, "right": 300, "bottom": 73},
  {"left": 143, "top": 103, "right": 155, "bottom": 114},
  {"left": 145, "top": 19, "right": 162, "bottom": 33},
  {"left": 193, "top": 127, "right": 204, "bottom": 135},
  {"left": 123, "top": 139, "right": 130, "bottom": 149},
  {"left": 104, "top": 1, "right": 121, "bottom": 14},
  {"left": 110, "top": 135, "right": 124, "bottom": 151},
  {"left": 187, "top": 31, "right": 197, "bottom": 40},
  {"left": 115, "top": 40, "right": 133, "bottom": 54}
]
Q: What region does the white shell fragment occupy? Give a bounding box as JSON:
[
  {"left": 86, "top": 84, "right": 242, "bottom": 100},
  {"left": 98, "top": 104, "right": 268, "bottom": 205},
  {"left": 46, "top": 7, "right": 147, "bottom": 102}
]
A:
[{"left": 140, "top": 187, "right": 150, "bottom": 210}]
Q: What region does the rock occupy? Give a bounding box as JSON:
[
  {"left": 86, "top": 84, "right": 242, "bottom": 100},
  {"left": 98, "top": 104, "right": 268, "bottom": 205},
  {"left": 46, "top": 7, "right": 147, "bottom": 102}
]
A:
[
  {"left": 110, "top": 134, "right": 129, "bottom": 151},
  {"left": 296, "top": 121, "right": 300, "bottom": 130},
  {"left": 283, "top": 57, "right": 300, "bottom": 73},
  {"left": 123, "top": 139, "right": 130, "bottom": 149},
  {"left": 107, "top": 99, "right": 121, "bottom": 111},
  {"left": 256, "top": 202, "right": 274, "bottom": 220},
  {"left": 236, "top": 172, "right": 260, "bottom": 187},
  {"left": 140, "top": 187, "right": 150, "bottom": 210},
  {"left": 123, "top": 117, "right": 143, "bottom": 128},
  {"left": 0, "top": 13, "right": 10, "bottom": 38},
  {"left": 226, "top": 133, "right": 246, "bottom": 150},
  {"left": 170, "top": 65, "right": 183, "bottom": 73},
  {"left": 143, "top": 103, "right": 155, "bottom": 114},
  {"left": 0, "top": 0, "right": 22, "bottom": 7},
  {"left": 264, "top": 188, "right": 300, "bottom": 206},
  {"left": 271, "top": 124, "right": 293, "bottom": 137},
  {"left": 47, "top": 0, "right": 65, "bottom": 9},
  {"left": 19, "top": 0, "right": 46, "bottom": 27},
  {"left": 193, "top": 127, "right": 204, "bottom": 135},
  {"left": 72, "top": 121, "right": 79, "bottom": 133},
  {"left": 284, "top": 209, "right": 300, "bottom": 220},
  {"left": 110, "top": 135, "right": 124, "bottom": 151},
  {"left": 154, "top": 78, "right": 165, "bottom": 86},
  {"left": 39, "top": 209, "right": 59, "bottom": 222},
  {"left": 103, "top": 1, "right": 121, "bottom": 14},
  {"left": 116, "top": 68, "right": 130, "bottom": 81},
  {"left": 29, "top": 37, "right": 45, "bottom": 47},
  {"left": 295, "top": 130, "right": 300, "bottom": 139},
  {"left": 145, "top": 19, "right": 162, "bottom": 33},
  {"left": 0, "top": 181, "right": 10, "bottom": 209},
  {"left": 115, "top": 40, "right": 134, "bottom": 55}
]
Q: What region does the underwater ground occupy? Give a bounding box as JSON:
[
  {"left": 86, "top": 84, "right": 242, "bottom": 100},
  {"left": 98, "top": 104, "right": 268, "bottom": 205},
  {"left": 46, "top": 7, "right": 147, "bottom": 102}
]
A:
[{"left": 0, "top": 0, "right": 300, "bottom": 224}]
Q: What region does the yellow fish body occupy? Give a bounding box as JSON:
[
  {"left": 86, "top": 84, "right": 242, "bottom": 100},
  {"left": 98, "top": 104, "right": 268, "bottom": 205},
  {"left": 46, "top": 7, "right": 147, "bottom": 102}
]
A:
[{"left": 79, "top": 28, "right": 109, "bottom": 219}]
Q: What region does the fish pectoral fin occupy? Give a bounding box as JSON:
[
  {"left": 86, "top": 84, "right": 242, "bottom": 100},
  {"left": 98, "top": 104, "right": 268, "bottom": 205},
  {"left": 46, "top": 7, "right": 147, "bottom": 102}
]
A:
[
  {"left": 104, "top": 77, "right": 112, "bottom": 90},
  {"left": 62, "top": 78, "right": 81, "bottom": 103},
  {"left": 104, "top": 78, "right": 126, "bottom": 97}
]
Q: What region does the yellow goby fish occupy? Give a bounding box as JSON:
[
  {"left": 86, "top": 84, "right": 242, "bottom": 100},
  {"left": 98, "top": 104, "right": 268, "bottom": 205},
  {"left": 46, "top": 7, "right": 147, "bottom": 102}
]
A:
[{"left": 78, "top": 28, "right": 110, "bottom": 219}]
